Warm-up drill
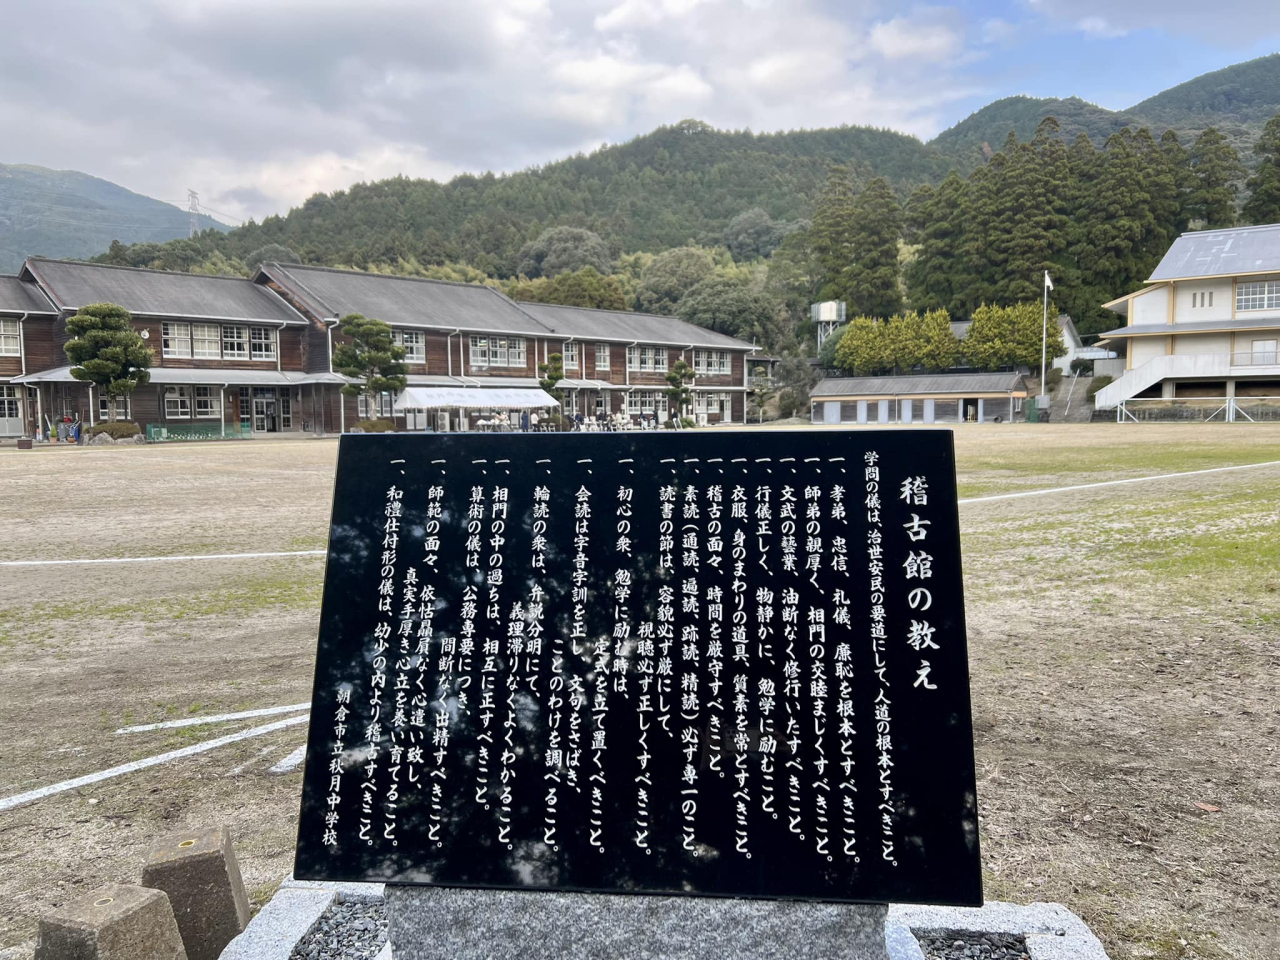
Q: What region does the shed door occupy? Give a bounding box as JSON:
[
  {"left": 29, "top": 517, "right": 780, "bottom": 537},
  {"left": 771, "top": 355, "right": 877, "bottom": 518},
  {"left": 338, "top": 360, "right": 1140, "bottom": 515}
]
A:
[
  {"left": 0, "top": 386, "right": 21, "bottom": 437},
  {"left": 823, "top": 401, "right": 841, "bottom": 424}
]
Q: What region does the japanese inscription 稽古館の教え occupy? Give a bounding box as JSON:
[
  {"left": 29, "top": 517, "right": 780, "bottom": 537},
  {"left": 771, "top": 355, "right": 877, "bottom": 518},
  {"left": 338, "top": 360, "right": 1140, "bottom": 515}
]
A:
[{"left": 295, "top": 430, "right": 981, "bottom": 906}]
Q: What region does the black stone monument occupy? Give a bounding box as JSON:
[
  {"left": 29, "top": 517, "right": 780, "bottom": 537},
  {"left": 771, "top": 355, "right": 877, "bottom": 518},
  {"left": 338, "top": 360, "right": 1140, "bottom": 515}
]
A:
[{"left": 296, "top": 430, "right": 981, "bottom": 953}]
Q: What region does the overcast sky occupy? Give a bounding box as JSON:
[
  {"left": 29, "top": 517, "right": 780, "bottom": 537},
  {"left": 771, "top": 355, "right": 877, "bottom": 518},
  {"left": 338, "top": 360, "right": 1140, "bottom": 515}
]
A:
[{"left": 2, "top": 0, "right": 1278, "bottom": 225}]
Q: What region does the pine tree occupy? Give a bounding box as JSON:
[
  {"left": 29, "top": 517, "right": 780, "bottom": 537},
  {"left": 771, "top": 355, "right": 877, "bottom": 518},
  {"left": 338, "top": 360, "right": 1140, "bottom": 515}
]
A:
[
  {"left": 905, "top": 172, "right": 967, "bottom": 313},
  {"left": 1243, "top": 113, "right": 1280, "bottom": 225},
  {"left": 809, "top": 165, "right": 858, "bottom": 304},
  {"left": 845, "top": 177, "right": 903, "bottom": 317},
  {"left": 1188, "top": 128, "right": 1245, "bottom": 228},
  {"left": 1158, "top": 130, "right": 1195, "bottom": 232},
  {"left": 64, "top": 303, "right": 154, "bottom": 420}
]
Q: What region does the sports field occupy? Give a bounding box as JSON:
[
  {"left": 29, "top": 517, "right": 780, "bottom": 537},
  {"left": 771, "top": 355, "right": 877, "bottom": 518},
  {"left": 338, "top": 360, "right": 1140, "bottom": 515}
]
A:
[{"left": 0, "top": 424, "right": 1277, "bottom": 960}]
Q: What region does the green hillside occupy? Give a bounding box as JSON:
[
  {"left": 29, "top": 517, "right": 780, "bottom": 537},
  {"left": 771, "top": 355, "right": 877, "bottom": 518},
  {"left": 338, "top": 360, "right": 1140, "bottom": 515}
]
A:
[
  {"left": 179, "top": 120, "right": 957, "bottom": 276},
  {"left": 930, "top": 53, "right": 1280, "bottom": 162},
  {"left": 0, "top": 163, "right": 225, "bottom": 273}
]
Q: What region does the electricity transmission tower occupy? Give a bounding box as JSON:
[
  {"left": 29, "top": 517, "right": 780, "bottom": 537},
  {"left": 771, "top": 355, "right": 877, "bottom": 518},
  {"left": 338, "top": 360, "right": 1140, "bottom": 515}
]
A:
[{"left": 188, "top": 190, "right": 200, "bottom": 238}]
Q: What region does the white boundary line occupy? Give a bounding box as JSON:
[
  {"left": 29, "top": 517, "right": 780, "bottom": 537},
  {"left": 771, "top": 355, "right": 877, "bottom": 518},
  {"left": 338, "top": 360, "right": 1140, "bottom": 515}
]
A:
[
  {"left": 268, "top": 745, "right": 308, "bottom": 774},
  {"left": 957, "top": 459, "right": 1280, "bottom": 505},
  {"left": 0, "top": 713, "right": 309, "bottom": 814},
  {"left": 0, "top": 549, "right": 324, "bottom": 568},
  {"left": 115, "top": 703, "right": 312, "bottom": 734}
]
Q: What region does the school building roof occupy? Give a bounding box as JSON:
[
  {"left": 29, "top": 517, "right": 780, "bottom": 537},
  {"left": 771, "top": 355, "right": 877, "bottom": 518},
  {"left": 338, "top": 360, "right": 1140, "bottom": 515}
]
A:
[
  {"left": 516, "top": 302, "right": 753, "bottom": 351},
  {"left": 0, "top": 275, "right": 57, "bottom": 315},
  {"left": 1148, "top": 224, "right": 1280, "bottom": 282},
  {"left": 21, "top": 258, "right": 307, "bottom": 324},
  {"left": 812, "top": 372, "right": 1028, "bottom": 399}
]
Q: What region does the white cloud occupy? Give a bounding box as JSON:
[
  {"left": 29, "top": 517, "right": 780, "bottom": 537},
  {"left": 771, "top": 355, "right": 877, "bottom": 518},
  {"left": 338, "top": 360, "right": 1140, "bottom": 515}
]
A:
[
  {"left": 1023, "top": 0, "right": 1280, "bottom": 41},
  {"left": 980, "top": 17, "right": 1018, "bottom": 45},
  {"left": 0, "top": 0, "right": 991, "bottom": 224},
  {"left": 870, "top": 11, "right": 963, "bottom": 61}
]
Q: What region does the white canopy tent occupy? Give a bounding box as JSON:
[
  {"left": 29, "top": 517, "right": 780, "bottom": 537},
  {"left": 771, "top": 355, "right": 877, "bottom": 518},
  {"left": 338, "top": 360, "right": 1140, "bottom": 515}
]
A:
[{"left": 393, "top": 387, "right": 560, "bottom": 411}]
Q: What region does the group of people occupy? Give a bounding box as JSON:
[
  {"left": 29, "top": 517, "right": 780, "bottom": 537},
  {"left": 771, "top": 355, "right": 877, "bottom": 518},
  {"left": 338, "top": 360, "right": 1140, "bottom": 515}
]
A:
[{"left": 476, "top": 408, "right": 681, "bottom": 432}]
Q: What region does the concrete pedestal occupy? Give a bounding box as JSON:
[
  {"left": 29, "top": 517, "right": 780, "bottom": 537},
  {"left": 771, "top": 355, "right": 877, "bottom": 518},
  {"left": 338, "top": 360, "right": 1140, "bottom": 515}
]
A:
[
  {"left": 141, "top": 826, "right": 250, "bottom": 960},
  {"left": 385, "top": 885, "right": 897, "bottom": 960},
  {"left": 35, "top": 884, "right": 187, "bottom": 960}
]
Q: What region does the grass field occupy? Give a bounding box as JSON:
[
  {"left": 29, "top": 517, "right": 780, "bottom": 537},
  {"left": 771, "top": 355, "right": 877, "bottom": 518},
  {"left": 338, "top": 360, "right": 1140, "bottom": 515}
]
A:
[{"left": 0, "top": 424, "right": 1276, "bottom": 960}]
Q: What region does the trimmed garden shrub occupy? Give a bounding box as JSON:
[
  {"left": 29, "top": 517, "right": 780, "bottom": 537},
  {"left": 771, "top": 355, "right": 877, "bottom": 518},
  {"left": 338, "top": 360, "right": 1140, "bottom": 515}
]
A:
[
  {"left": 90, "top": 421, "right": 141, "bottom": 439},
  {"left": 1086, "top": 375, "right": 1114, "bottom": 400},
  {"left": 354, "top": 419, "right": 397, "bottom": 433}
]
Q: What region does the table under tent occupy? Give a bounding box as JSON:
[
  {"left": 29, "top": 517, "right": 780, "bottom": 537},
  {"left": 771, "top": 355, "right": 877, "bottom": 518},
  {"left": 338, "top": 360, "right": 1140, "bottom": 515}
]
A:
[{"left": 393, "top": 387, "right": 561, "bottom": 432}]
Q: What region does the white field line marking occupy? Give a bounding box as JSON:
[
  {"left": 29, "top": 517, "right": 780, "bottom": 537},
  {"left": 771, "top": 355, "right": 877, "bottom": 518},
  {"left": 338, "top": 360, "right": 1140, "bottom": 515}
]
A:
[
  {"left": 269, "top": 745, "right": 308, "bottom": 775},
  {"left": 115, "top": 703, "right": 312, "bottom": 734},
  {"left": 0, "top": 713, "right": 310, "bottom": 814},
  {"left": 958, "top": 459, "right": 1280, "bottom": 505},
  {"left": 230, "top": 745, "right": 278, "bottom": 776},
  {"left": 0, "top": 549, "right": 324, "bottom": 568}
]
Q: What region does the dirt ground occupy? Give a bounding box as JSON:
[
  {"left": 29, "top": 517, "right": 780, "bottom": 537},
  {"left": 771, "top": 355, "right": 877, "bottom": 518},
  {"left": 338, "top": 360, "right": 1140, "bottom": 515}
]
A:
[{"left": 0, "top": 426, "right": 1276, "bottom": 960}]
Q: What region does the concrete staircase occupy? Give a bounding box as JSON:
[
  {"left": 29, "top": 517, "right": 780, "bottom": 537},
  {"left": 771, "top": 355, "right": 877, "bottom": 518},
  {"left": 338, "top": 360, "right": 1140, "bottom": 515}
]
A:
[{"left": 1050, "top": 372, "right": 1094, "bottom": 423}]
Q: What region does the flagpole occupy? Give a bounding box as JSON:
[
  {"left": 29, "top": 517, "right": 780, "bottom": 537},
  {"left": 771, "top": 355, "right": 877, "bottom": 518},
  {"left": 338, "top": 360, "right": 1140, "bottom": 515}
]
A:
[{"left": 1041, "top": 271, "right": 1049, "bottom": 398}]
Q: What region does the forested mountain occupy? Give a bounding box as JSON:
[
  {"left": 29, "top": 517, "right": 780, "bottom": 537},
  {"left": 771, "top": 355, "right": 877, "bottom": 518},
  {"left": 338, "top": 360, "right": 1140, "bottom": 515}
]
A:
[
  {"left": 139, "top": 120, "right": 956, "bottom": 277},
  {"left": 0, "top": 163, "right": 225, "bottom": 273},
  {"left": 933, "top": 53, "right": 1280, "bottom": 167}
]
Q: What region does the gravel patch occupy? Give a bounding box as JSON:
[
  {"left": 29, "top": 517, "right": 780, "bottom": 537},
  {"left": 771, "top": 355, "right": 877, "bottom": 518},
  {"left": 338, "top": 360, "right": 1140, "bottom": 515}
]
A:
[
  {"left": 289, "top": 898, "right": 387, "bottom": 960},
  {"left": 918, "top": 931, "right": 1030, "bottom": 960}
]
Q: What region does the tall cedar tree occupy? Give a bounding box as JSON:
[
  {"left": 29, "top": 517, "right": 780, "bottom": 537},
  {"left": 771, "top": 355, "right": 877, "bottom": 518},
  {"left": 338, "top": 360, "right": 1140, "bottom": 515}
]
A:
[
  {"left": 332, "top": 314, "right": 408, "bottom": 414},
  {"left": 810, "top": 165, "right": 858, "bottom": 304},
  {"left": 1158, "top": 130, "right": 1195, "bottom": 232},
  {"left": 63, "top": 303, "right": 154, "bottom": 420},
  {"left": 905, "top": 172, "right": 967, "bottom": 312},
  {"left": 1188, "top": 128, "right": 1245, "bottom": 228},
  {"left": 846, "top": 177, "right": 903, "bottom": 317},
  {"left": 1243, "top": 114, "right": 1280, "bottom": 225}
]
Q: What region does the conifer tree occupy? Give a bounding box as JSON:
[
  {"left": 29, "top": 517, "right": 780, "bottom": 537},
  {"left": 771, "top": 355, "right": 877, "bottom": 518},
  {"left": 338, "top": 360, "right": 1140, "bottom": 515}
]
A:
[
  {"left": 845, "top": 177, "right": 903, "bottom": 317},
  {"left": 1158, "top": 130, "right": 1195, "bottom": 232},
  {"left": 810, "top": 165, "right": 858, "bottom": 304},
  {"left": 918, "top": 308, "right": 961, "bottom": 371},
  {"left": 1243, "top": 114, "right": 1280, "bottom": 225},
  {"left": 833, "top": 316, "right": 892, "bottom": 375},
  {"left": 905, "top": 172, "right": 967, "bottom": 313},
  {"left": 1188, "top": 128, "right": 1245, "bottom": 228},
  {"left": 884, "top": 312, "right": 925, "bottom": 371}
]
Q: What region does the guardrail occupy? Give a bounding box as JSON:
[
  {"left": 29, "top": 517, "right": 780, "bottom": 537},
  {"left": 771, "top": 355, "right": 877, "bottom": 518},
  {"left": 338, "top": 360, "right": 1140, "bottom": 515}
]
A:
[
  {"left": 1231, "top": 351, "right": 1279, "bottom": 366},
  {"left": 145, "top": 422, "right": 252, "bottom": 442},
  {"left": 1115, "top": 397, "right": 1280, "bottom": 423}
]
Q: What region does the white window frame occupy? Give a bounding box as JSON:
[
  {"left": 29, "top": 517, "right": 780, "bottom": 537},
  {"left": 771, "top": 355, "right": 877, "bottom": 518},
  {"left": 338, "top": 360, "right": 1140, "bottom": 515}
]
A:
[
  {"left": 249, "top": 327, "right": 277, "bottom": 361},
  {"left": 563, "top": 342, "right": 579, "bottom": 370},
  {"left": 694, "top": 350, "right": 731, "bottom": 375},
  {"left": 192, "top": 323, "right": 221, "bottom": 359},
  {"left": 164, "top": 386, "right": 191, "bottom": 419},
  {"left": 98, "top": 395, "right": 131, "bottom": 421},
  {"left": 223, "top": 326, "right": 248, "bottom": 359},
  {"left": 470, "top": 335, "right": 525, "bottom": 369},
  {"left": 394, "top": 329, "right": 425, "bottom": 363},
  {"left": 358, "top": 392, "right": 394, "bottom": 419},
  {"left": 162, "top": 321, "right": 191, "bottom": 359},
  {"left": 281, "top": 393, "right": 292, "bottom": 428},
  {"left": 626, "top": 390, "right": 662, "bottom": 415},
  {"left": 0, "top": 318, "right": 19, "bottom": 357},
  {"left": 0, "top": 384, "right": 18, "bottom": 419},
  {"left": 627, "top": 345, "right": 668, "bottom": 373},
  {"left": 194, "top": 386, "right": 222, "bottom": 419},
  {"left": 595, "top": 343, "right": 610, "bottom": 370},
  {"left": 1236, "top": 280, "right": 1280, "bottom": 313}
]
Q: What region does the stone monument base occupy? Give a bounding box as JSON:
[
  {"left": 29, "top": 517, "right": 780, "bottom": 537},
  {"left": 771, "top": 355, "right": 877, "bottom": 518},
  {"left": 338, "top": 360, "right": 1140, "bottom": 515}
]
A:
[{"left": 385, "top": 885, "right": 897, "bottom": 960}]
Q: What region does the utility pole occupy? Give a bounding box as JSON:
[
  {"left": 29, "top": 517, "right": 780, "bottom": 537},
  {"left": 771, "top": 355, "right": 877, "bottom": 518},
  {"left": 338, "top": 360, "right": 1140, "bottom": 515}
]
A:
[{"left": 188, "top": 190, "right": 200, "bottom": 238}]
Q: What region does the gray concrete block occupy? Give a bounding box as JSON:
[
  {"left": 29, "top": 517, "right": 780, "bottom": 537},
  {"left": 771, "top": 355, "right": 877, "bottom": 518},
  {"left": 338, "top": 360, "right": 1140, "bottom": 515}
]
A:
[
  {"left": 1026, "top": 934, "right": 1110, "bottom": 960},
  {"left": 219, "top": 889, "right": 334, "bottom": 960},
  {"left": 888, "top": 901, "right": 1108, "bottom": 960},
  {"left": 35, "top": 884, "right": 186, "bottom": 960},
  {"left": 885, "top": 920, "right": 926, "bottom": 960},
  {"left": 385, "top": 885, "right": 891, "bottom": 960},
  {"left": 141, "top": 826, "right": 250, "bottom": 960},
  {"left": 278, "top": 874, "right": 386, "bottom": 904}
]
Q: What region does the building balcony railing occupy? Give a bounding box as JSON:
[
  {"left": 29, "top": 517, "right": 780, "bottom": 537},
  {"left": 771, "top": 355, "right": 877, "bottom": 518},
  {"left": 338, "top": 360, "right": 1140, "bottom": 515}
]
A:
[{"left": 1232, "top": 351, "right": 1279, "bottom": 366}]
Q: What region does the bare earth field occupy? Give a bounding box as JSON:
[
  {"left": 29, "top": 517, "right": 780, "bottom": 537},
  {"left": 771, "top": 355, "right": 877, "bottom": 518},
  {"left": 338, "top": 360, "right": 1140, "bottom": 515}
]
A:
[{"left": 0, "top": 425, "right": 1276, "bottom": 960}]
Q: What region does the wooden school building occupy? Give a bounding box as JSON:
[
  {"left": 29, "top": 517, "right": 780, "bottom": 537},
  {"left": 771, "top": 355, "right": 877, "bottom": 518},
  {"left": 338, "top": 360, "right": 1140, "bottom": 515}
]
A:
[{"left": 0, "top": 258, "right": 757, "bottom": 439}]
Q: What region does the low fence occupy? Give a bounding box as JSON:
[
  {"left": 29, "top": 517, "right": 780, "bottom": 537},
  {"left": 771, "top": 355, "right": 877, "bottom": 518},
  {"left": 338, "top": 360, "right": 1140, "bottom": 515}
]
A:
[
  {"left": 145, "top": 422, "right": 252, "bottom": 442},
  {"left": 1115, "top": 397, "right": 1280, "bottom": 423}
]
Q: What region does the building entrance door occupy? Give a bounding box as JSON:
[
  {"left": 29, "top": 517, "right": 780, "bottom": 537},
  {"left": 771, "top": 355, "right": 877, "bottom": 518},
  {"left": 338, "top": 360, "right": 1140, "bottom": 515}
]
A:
[
  {"left": 0, "top": 386, "right": 21, "bottom": 436},
  {"left": 253, "top": 397, "right": 279, "bottom": 433}
]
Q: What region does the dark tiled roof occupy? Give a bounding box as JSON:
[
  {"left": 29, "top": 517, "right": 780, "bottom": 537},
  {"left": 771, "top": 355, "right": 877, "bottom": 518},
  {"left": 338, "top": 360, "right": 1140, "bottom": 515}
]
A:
[
  {"left": 812, "top": 372, "right": 1027, "bottom": 398},
  {"left": 1149, "top": 224, "right": 1280, "bottom": 281},
  {"left": 22, "top": 258, "right": 305, "bottom": 323},
  {"left": 0, "top": 275, "right": 57, "bottom": 314},
  {"left": 262, "top": 263, "right": 550, "bottom": 335},
  {"left": 516, "top": 302, "right": 753, "bottom": 350}
]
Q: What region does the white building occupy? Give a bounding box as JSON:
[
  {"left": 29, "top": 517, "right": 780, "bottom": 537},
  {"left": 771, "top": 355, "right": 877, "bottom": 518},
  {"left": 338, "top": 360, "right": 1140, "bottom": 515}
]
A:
[{"left": 1093, "top": 224, "right": 1280, "bottom": 412}]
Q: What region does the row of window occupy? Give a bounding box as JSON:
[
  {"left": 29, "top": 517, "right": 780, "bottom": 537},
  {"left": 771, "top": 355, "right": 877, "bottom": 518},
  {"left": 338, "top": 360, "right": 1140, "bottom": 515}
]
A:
[
  {"left": 392, "top": 329, "right": 425, "bottom": 363},
  {"left": 0, "top": 319, "right": 18, "bottom": 357},
  {"left": 358, "top": 393, "right": 396, "bottom": 419},
  {"left": 161, "top": 322, "right": 277, "bottom": 361},
  {"left": 469, "top": 335, "right": 526, "bottom": 369},
  {"left": 1237, "top": 280, "right": 1280, "bottom": 313},
  {"left": 163, "top": 385, "right": 224, "bottom": 419}
]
